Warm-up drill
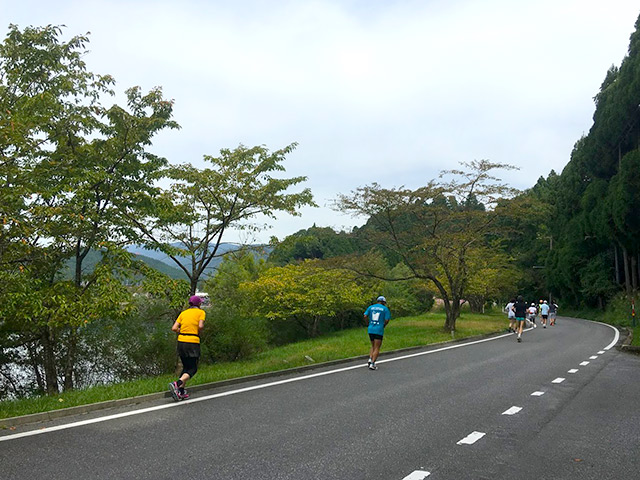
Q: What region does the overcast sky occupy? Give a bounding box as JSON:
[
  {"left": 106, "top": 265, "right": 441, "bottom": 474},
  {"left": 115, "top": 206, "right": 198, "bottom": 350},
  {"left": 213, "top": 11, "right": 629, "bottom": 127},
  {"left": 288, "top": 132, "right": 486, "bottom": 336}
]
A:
[{"left": 3, "top": 0, "right": 640, "bottom": 243}]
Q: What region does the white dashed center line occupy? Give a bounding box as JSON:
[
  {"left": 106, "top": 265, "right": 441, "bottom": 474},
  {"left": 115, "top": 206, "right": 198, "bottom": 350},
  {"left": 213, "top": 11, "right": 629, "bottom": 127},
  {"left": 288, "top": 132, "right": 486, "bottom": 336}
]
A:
[
  {"left": 568, "top": 369, "right": 579, "bottom": 374},
  {"left": 457, "top": 431, "right": 486, "bottom": 445},
  {"left": 502, "top": 406, "right": 523, "bottom": 415},
  {"left": 552, "top": 377, "right": 565, "bottom": 383},
  {"left": 589, "top": 356, "right": 598, "bottom": 360},
  {"left": 402, "top": 470, "right": 431, "bottom": 479},
  {"left": 580, "top": 361, "right": 590, "bottom": 366},
  {"left": 598, "top": 350, "right": 606, "bottom": 354},
  {"left": 531, "top": 391, "right": 545, "bottom": 396}
]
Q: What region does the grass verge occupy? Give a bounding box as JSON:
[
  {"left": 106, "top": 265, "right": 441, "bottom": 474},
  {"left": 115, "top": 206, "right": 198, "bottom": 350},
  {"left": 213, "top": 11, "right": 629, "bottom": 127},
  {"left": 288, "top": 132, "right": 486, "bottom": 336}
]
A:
[{"left": 0, "top": 311, "right": 507, "bottom": 421}]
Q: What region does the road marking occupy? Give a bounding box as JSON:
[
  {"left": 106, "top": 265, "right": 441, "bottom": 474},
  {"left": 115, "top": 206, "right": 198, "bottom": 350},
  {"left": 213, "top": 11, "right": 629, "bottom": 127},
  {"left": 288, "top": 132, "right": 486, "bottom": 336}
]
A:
[
  {"left": 1, "top": 322, "right": 619, "bottom": 443},
  {"left": 457, "top": 431, "right": 486, "bottom": 445},
  {"left": 568, "top": 369, "right": 579, "bottom": 374},
  {"left": 403, "top": 470, "right": 431, "bottom": 480},
  {"left": 502, "top": 406, "right": 522, "bottom": 415},
  {"left": 595, "top": 322, "right": 619, "bottom": 350},
  {"left": 598, "top": 351, "right": 605, "bottom": 355},
  {"left": 589, "top": 356, "right": 598, "bottom": 360},
  {"left": 531, "top": 391, "right": 545, "bottom": 396},
  {"left": 552, "top": 377, "right": 565, "bottom": 383},
  {"left": 0, "top": 331, "right": 517, "bottom": 443},
  {"left": 580, "top": 361, "right": 590, "bottom": 366}
]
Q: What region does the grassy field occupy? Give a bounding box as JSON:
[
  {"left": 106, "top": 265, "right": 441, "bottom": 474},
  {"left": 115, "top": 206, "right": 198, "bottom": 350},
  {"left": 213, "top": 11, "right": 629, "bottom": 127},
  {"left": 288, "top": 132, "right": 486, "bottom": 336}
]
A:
[{"left": 0, "top": 311, "right": 508, "bottom": 421}]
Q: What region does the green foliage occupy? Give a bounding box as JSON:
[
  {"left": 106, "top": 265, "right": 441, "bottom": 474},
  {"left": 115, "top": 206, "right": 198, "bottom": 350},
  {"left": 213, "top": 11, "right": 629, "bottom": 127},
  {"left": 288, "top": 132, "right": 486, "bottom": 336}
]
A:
[
  {"left": 268, "top": 225, "right": 359, "bottom": 265},
  {"left": 337, "top": 160, "right": 518, "bottom": 331},
  {"left": 240, "top": 260, "right": 374, "bottom": 338},
  {"left": 127, "top": 143, "right": 316, "bottom": 294},
  {"left": 0, "top": 24, "right": 178, "bottom": 394},
  {"left": 200, "top": 313, "right": 269, "bottom": 364}
]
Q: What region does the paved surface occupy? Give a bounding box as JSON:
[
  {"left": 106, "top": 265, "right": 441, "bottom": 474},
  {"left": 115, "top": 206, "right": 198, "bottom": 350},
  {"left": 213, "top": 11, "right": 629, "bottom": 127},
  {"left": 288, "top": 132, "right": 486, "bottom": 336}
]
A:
[{"left": 1, "top": 317, "right": 638, "bottom": 480}]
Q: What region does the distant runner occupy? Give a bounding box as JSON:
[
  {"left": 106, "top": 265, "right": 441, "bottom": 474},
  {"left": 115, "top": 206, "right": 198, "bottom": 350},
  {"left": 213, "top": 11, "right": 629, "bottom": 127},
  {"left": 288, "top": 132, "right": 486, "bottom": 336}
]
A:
[
  {"left": 513, "top": 296, "right": 528, "bottom": 343},
  {"left": 549, "top": 301, "right": 558, "bottom": 326},
  {"left": 527, "top": 303, "right": 538, "bottom": 329},
  {"left": 540, "top": 300, "right": 550, "bottom": 328},
  {"left": 505, "top": 298, "right": 516, "bottom": 333},
  {"left": 538, "top": 299, "right": 544, "bottom": 325},
  {"left": 364, "top": 296, "right": 391, "bottom": 370}
]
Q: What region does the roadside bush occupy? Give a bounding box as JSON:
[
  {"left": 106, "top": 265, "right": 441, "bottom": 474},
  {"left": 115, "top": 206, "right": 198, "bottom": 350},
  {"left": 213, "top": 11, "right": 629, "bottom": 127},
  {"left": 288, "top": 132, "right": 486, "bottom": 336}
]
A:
[
  {"left": 200, "top": 312, "right": 269, "bottom": 363},
  {"left": 600, "top": 292, "right": 637, "bottom": 326}
]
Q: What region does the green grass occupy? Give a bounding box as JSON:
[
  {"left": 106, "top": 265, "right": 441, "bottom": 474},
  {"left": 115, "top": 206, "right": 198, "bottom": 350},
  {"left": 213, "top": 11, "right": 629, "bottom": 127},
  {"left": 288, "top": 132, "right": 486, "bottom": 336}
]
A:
[
  {"left": 632, "top": 326, "right": 640, "bottom": 347},
  {"left": 0, "top": 311, "right": 507, "bottom": 422}
]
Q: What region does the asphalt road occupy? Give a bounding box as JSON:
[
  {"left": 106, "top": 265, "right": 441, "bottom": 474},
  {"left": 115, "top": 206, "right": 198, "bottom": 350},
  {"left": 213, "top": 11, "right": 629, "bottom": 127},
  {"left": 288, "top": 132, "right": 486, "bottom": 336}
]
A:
[{"left": 1, "top": 317, "right": 638, "bottom": 480}]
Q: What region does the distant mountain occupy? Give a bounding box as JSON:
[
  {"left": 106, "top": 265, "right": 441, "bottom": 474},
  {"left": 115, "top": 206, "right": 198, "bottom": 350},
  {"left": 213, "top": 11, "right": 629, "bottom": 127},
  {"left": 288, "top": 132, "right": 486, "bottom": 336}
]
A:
[
  {"left": 126, "top": 243, "right": 273, "bottom": 278},
  {"left": 63, "top": 250, "right": 189, "bottom": 281},
  {"left": 62, "top": 243, "right": 273, "bottom": 282}
]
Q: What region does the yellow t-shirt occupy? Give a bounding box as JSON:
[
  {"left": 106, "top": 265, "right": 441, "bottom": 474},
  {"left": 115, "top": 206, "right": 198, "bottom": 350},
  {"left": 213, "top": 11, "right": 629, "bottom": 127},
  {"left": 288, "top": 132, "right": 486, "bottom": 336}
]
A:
[{"left": 176, "top": 307, "right": 205, "bottom": 344}]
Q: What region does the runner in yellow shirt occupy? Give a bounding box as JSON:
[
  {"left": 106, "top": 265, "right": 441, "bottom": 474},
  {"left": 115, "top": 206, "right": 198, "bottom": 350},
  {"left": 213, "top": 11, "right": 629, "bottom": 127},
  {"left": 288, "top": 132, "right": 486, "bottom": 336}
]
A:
[{"left": 169, "top": 295, "right": 205, "bottom": 401}]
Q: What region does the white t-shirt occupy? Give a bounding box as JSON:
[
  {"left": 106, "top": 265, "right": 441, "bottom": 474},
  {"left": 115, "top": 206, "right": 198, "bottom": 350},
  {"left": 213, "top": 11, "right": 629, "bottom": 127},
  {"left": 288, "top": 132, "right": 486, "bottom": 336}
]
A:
[{"left": 505, "top": 302, "right": 515, "bottom": 318}]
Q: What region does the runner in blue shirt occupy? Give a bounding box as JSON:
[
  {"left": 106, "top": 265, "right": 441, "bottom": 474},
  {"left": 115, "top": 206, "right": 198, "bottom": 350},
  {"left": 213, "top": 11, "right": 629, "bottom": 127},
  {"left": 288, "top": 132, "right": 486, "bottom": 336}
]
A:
[
  {"left": 364, "top": 296, "right": 391, "bottom": 370},
  {"left": 540, "top": 300, "right": 550, "bottom": 328}
]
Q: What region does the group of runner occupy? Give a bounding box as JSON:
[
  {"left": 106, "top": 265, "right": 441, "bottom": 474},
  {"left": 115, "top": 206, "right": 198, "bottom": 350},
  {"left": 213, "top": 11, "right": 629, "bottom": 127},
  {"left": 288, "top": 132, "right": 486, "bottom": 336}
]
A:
[
  {"left": 504, "top": 297, "right": 558, "bottom": 342},
  {"left": 167, "top": 289, "right": 561, "bottom": 402},
  {"left": 167, "top": 293, "right": 393, "bottom": 401}
]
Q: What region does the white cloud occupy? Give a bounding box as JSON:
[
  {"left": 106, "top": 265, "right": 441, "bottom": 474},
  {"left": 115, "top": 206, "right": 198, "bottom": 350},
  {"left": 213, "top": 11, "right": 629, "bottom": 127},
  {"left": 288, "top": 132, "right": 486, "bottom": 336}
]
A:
[{"left": 2, "top": 0, "right": 639, "bottom": 241}]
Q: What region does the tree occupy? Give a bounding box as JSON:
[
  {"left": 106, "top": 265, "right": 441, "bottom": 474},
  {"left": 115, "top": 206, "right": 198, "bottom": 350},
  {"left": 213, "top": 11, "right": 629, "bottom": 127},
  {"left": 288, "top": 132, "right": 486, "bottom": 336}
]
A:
[
  {"left": 128, "top": 143, "right": 316, "bottom": 295},
  {"left": 0, "top": 25, "right": 178, "bottom": 394},
  {"left": 336, "top": 160, "right": 517, "bottom": 331},
  {"left": 268, "top": 225, "right": 359, "bottom": 265},
  {"left": 240, "top": 260, "right": 373, "bottom": 338}
]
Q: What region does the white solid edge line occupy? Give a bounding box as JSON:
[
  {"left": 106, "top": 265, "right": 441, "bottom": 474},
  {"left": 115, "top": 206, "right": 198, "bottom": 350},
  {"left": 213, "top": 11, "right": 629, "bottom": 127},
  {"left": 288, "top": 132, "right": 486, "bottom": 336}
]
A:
[
  {"left": 1, "top": 320, "right": 612, "bottom": 443},
  {"left": 402, "top": 470, "right": 431, "bottom": 480},
  {"left": 1, "top": 332, "right": 516, "bottom": 443},
  {"left": 502, "top": 406, "right": 523, "bottom": 415},
  {"left": 589, "top": 321, "right": 619, "bottom": 350},
  {"left": 457, "top": 431, "right": 486, "bottom": 445}
]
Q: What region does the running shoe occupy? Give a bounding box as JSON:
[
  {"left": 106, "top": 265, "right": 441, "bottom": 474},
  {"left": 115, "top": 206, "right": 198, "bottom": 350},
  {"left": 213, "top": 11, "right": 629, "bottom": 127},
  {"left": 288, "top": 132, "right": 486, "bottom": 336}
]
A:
[
  {"left": 178, "top": 390, "right": 190, "bottom": 400},
  {"left": 169, "top": 381, "right": 180, "bottom": 402},
  {"left": 368, "top": 363, "right": 377, "bottom": 370},
  {"left": 517, "top": 337, "right": 522, "bottom": 343}
]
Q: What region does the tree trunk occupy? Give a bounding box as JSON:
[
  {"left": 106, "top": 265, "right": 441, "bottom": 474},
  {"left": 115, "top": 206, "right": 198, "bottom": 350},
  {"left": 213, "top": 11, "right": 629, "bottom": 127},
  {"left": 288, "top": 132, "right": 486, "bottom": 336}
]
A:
[
  {"left": 41, "top": 326, "right": 59, "bottom": 395},
  {"left": 468, "top": 296, "right": 484, "bottom": 314},
  {"left": 614, "top": 245, "right": 620, "bottom": 284},
  {"left": 444, "top": 298, "right": 461, "bottom": 332},
  {"left": 63, "top": 328, "right": 78, "bottom": 391},
  {"left": 632, "top": 254, "right": 638, "bottom": 292},
  {"left": 623, "top": 245, "right": 632, "bottom": 294},
  {"left": 27, "top": 342, "right": 45, "bottom": 393}
]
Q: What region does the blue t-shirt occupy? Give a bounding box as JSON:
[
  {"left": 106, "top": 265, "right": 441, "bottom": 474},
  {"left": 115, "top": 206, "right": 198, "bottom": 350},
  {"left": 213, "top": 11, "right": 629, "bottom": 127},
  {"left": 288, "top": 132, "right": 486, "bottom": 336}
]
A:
[
  {"left": 365, "top": 304, "right": 391, "bottom": 336},
  {"left": 540, "top": 303, "right": 550, "bottom": 315}
]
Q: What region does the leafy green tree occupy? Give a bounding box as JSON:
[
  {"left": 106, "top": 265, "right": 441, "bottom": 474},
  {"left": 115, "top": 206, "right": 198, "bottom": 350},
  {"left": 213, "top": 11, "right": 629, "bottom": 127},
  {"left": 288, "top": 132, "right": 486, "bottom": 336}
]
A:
[
  {"left": 128, "top": 143, "right": 316, "bottom": 295},
  {"left": 0, "top": 25, "right": 178, "bottom": 394},
  {"left": 240, "top": 260, "right": 373, "bottom": 338},
  {"left": 337, "top": 160, "right": 517, "bottom": 331},
  {"left": 268, "top": 225, "right": 359, "bottom": 265},
  {"left": 465, "top": 246, "right": 522, "bottom": 313}
]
